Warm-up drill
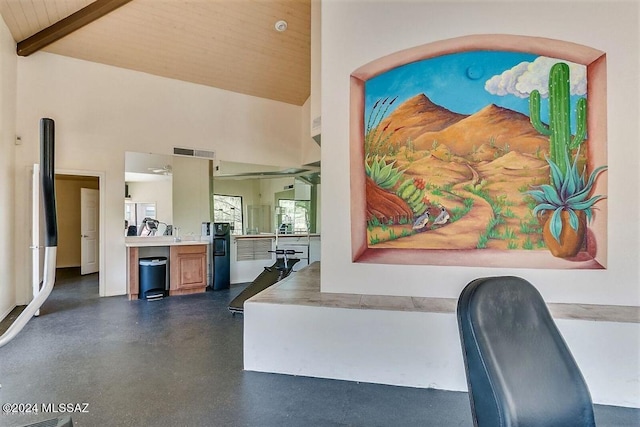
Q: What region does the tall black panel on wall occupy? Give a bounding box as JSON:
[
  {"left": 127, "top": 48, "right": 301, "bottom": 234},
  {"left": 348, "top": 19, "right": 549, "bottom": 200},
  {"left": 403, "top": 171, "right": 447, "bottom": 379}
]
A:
[
  {"left": 41, "top": 118, "right": 58, "bottom": 247},
  {"left": 211, "top": 222, "right": 231, "bottom": 290}
]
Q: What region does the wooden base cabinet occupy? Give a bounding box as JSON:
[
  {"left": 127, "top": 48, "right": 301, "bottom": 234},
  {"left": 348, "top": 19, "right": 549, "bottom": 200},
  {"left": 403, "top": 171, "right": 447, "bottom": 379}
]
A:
[
  {"left": 169, "top": 245, "right": 208, "bottom": 296},
  {"left": 127, "top": 247, "right": 140, "bottom": 300}
]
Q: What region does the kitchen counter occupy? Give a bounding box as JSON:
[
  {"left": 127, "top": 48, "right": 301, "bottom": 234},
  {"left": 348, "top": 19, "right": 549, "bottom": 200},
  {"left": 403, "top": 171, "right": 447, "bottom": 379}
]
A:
[
  {"left": 126, "top": 238, "right": 209, "bottom": 299},
  {"left": 125, "top": 237, "right": 210, "bottom": 247},
  {"left": 234, "top": 234, "right": 320, "bottom": 239}
]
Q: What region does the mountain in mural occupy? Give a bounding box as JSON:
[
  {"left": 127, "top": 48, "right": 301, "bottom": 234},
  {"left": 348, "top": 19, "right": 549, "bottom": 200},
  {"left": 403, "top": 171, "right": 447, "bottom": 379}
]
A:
[
  {"left": 373, "top": 95, "right": 551, "bottom": 160},
  {"left": 375, "top": 94, "right": 467, "bottom": 148},
  {"left": 412, "top": 104, "right": 550, "bottom": 157}
]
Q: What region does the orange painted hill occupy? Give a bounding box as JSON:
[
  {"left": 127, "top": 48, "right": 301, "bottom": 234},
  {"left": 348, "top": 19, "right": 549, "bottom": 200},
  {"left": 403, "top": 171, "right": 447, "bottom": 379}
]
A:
[
  {"left": 372, "top": 94, "right": 466, "bottom": 148},
  {"left": 412, "top": 104, "right": 550, "bottom": 156}
]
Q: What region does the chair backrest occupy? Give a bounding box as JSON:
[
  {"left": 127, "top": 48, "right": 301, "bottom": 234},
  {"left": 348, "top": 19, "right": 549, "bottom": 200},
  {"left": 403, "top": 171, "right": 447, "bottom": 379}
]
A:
[
  {"left": 126, "top": 225, "right": 138, "bottom": 236},
  {"left": 457, "top": 276, "right": 595, "bottom": 427}
]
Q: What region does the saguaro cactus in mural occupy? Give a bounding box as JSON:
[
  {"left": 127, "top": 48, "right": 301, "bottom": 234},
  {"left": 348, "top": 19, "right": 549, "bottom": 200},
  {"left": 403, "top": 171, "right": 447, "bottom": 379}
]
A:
[{"left": 529, "top": 62, "right": 587, "bottom": 176}]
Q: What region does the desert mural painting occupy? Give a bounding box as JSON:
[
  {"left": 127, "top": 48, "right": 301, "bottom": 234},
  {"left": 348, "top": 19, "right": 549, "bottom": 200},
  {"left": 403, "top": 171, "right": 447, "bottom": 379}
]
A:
[{"left": 358, "top": 48, "right": 607, "bottom": 268}]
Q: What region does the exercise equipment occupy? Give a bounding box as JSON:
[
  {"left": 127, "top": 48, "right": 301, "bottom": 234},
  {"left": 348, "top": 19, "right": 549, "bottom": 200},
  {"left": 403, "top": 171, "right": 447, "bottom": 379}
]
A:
[
  {"left": 457, "top": 276, "right": 595, "bottom": 427},
  {"left": 0, "top": 118, "right": 58, "bottom": 348},
  {"left": 228, "top": 248, "right": 301, "bottom": 314},
  {"left": 138, "top": 217, "right": 167, "bottom": 236},
  {"left": 23, "top": 416, "right": 73, "bottom": 427}
]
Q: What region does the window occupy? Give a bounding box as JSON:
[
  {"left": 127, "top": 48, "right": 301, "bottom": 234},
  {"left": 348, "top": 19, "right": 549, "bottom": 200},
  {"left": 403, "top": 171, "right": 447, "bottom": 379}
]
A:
[
  {"left": 277, "top": 199, "right": 310, "bottom": 234},
  {"left": 213, "top": 194, "right": 243, "bottom": 235},
  {"left": 124, "top": 201, "right": 157, "bottom": 227}
]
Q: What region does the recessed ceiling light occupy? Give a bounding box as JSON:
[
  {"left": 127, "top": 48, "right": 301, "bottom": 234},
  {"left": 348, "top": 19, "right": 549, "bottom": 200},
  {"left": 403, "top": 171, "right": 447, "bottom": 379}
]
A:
[{"left": 275, "top": 20, "right": 288, "bottom": 32}]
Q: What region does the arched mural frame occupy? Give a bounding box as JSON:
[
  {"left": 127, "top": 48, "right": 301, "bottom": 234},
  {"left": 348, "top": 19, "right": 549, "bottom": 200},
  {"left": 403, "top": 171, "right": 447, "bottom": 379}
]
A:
[{"left": 350, "top": 34, "right": 607, "bottom": 269}]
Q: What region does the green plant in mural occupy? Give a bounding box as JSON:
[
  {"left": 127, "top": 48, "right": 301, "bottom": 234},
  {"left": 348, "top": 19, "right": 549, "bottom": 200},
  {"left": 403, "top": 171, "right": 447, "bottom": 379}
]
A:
[
  {"left": 522, "top": 237, "right": 534, "bottom": 250},
  {"left": 396, "top": 177, "right": 428, "bottom": 215},
  {"left": 365, "top": 97, "right": 398, "bottom": 155},
  {"left": 519, "top": 216, "right": 542, "bottom": 235},
  {"left": 449, "top": 197, "right": 474, "bottom": 222},
  {"left": 365, "top": 155, "right": 404, "bottom": 190},
  {"left": 529, "top": 62, "right": 587, "bottom": 177},
  {"left": 400, "top": 229, "right": 414, "bottom": 238}
]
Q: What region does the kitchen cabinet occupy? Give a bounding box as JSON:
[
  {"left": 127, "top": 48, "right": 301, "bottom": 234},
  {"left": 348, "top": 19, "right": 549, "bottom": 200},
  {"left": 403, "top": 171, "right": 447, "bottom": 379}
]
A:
[
  {"left": 169, "top": 244, "right": 207, "bottom": 295},
  {"left": 126, "top": 238, "right": 209, "bottom": 299}
]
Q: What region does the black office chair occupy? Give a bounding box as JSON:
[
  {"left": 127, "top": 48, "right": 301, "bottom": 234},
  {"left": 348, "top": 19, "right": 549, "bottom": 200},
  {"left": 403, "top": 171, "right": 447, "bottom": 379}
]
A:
[{"left": 457, "top": 276, "right": 595, "bottom": 427}]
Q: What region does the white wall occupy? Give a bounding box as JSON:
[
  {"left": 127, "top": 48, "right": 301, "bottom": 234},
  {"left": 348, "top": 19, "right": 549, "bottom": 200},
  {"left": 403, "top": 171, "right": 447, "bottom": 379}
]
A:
[
  {"left": 295, "top": 0, "right": 640, "bottom": 407},
  {"left": 300, "top": 97, "right": 321, "bottom": 165},
  {"left": 245, "top": 302, "right": 640, "bottom": 407},
  {"left": 309, "top": 0, "right": 322, "bottom": 141},
  {"left": 172, "top": 155, "right": 209, "bottom": 237},
  {"left": 321, "top": 0, "right": 640, "bottom": 307},
  {"left": 13, "top": 52, "right": 304, "bottom": 300},
  {"left": 0, "top": 17, "right": 16, "bottom": 320},
  {"left": 315, "top": 183, "right": 321, "bottom": 234}
]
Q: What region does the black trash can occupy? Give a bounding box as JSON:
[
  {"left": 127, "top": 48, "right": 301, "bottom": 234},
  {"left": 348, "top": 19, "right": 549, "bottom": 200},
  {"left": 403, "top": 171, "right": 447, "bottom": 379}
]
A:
[{"left": 139, "top": 257, "right": 167, "bottom": 300}]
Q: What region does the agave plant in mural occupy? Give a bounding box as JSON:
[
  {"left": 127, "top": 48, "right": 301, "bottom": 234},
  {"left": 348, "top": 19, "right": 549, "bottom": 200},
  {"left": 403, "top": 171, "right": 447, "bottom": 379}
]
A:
[
  {"left": 526, "top": 151, "right": 607, "bottom": 258},
  {"left": 365, "top": 155, "right": 404, "bottom": 190}
]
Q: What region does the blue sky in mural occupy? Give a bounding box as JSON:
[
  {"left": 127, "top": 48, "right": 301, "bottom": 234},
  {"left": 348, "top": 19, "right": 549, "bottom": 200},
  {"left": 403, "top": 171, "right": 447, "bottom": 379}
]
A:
[{"left": 364, "top": 50, "right": 587, "bottom": 128}]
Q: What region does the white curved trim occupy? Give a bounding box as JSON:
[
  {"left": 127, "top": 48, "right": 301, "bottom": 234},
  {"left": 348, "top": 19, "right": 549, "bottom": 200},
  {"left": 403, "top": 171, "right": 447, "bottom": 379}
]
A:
[{"left": 0, "top": 247, "right": 56, "bottom": 348}]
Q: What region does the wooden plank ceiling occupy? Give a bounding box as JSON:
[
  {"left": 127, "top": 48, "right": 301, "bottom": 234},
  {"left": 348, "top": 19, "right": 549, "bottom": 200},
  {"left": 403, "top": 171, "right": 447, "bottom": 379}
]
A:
[{"left": 0, "top": 0, "right": 311, "bottom": 105}]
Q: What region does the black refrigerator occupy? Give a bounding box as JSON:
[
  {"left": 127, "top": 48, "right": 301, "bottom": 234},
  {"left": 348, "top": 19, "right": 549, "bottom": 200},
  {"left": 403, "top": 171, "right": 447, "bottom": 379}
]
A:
[{"left": 211, "top": 222, "right": 231, "bottom": 290}]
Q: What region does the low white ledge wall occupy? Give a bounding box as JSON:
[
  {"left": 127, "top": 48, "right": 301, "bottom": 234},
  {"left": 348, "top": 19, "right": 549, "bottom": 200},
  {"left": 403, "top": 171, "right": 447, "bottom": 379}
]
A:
[{"left": 244, "top": 301, "right": 640, "bottom": 408}]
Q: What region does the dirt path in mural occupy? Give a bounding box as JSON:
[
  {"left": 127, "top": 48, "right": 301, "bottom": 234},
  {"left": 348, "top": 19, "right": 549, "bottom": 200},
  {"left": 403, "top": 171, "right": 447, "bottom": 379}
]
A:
[
  {"left": 465, "top": 163, "right": 480, "bottom": 186},
  {"left": 374, "top": 164, "right": 495, "bottom": 249}
]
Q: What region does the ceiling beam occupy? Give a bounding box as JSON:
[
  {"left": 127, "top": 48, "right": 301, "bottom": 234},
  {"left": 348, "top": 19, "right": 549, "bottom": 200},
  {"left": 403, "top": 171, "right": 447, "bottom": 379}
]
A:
[{"left": 17, "top": 0, "right": 133, "bottom": 57}]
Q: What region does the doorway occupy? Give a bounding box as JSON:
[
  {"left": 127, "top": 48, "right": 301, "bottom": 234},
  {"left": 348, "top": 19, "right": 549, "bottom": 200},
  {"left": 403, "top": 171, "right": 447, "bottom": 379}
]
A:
[
  {"left": 31, "top": 168, "right": 106, "bottom": 298},
  {"left": 55, "top": 175, "right": 100, "bottom": 276}
]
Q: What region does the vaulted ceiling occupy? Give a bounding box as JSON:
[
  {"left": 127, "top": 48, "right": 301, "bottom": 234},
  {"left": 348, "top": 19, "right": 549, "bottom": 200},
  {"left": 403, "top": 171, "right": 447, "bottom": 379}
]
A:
[{"left": 0, "top": 0, "right": 311, "bottom": 105}]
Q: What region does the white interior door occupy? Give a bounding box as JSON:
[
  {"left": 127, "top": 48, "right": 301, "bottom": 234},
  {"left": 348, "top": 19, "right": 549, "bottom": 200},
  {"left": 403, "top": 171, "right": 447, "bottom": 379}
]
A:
[{"left": 81, "top": 188, "right": 99, "bottom": 275}]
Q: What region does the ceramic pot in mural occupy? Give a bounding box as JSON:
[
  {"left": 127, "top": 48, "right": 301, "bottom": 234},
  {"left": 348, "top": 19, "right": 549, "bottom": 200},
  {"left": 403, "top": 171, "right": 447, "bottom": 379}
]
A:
[{"left": 542, "top": 210, "right": 586, "bottom": 258}]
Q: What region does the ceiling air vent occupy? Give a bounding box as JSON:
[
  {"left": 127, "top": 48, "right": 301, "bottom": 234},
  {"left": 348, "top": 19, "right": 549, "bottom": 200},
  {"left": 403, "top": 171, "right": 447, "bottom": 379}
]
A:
[{"left": 173, "top": 147, "right": 216, "bottom": 159}]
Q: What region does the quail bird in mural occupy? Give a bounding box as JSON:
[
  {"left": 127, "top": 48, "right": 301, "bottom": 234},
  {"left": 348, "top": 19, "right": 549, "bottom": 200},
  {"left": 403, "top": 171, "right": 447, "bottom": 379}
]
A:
[
  {"left": 432, "top": 206, "right": 450, "bottom": 227},
  {"left": 412, "top": 209, "right": 431, "bottom": 232}
]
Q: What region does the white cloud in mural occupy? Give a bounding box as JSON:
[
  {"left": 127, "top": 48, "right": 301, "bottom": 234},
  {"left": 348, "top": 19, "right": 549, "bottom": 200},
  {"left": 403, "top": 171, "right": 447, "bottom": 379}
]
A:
[
  {"left": 485, "top": 56, "right": 587, "bottom": 99},
  {"left": 484, "top": 62, "right": 530, "bottom": 97}
]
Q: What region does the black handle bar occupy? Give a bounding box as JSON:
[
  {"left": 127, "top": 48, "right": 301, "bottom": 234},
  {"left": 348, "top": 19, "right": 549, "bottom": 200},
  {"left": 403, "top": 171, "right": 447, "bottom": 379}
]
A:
[{"left": 269, "top": 249, "right": 304, "bottom": 255}]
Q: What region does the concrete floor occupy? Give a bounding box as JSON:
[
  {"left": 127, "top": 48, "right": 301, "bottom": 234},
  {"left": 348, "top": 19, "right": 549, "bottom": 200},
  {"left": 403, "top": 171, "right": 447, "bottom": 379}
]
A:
[{"left": 0, "top": 269, "right": 638, "bottom": 427}]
